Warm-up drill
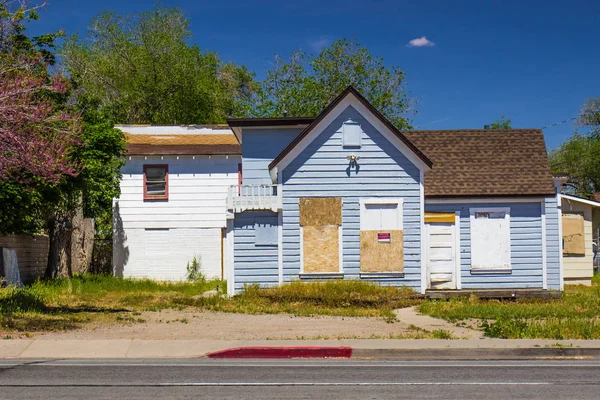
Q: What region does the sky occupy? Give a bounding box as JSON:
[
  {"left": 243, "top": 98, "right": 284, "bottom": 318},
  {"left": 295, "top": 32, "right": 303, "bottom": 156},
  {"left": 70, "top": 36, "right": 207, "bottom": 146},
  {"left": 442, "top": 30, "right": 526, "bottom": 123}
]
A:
[{"left": 28, "top": 0, "right": 600, "bottom": 149}]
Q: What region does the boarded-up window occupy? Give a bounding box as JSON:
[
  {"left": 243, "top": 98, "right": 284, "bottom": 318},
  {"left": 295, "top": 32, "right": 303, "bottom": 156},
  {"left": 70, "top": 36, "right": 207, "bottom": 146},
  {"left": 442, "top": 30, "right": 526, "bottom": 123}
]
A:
[
  {"left": 359, "top": 199, "right": 404, "bottom": 273},
  {"left": 562, "top": 213, "right": 585, "bottom": 255},
  {"left": 470, "top": 208, "right": 511, "bottom": 270},
  {"left": 300, "top": 198, "right": 342, "bottom": 274}
]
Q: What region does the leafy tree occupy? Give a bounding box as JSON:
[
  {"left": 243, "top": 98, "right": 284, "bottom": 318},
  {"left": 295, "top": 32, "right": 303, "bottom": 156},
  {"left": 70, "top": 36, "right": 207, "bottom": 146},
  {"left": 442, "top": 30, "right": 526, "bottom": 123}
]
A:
[
  {"left": 60, "top": 5, "right": 257, "bottom": 124},
  {"left": 254, "top": 38, "right": 413, "bottom": 129},
  {"left": 490, "top": 115, "right": 512, "bottom": 129},
  {"left": 0, "top": 1, "right": 126, "bottom": 278},
  {"left": 550, "top": 97, "right": 600, "bottom": 197}
]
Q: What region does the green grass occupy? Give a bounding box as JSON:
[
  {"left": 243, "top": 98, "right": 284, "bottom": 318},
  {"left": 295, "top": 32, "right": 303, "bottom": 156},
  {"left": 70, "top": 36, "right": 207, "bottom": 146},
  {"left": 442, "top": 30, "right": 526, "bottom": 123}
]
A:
[
  {"left": 0, "top": 274, "right": 221, "bottom": 333},
  {"left": 0, "top": 276, "right": 419, "bottom": 333},
  {"left": 175, "top": 280, "right": 420, "bottom": 319},
  {"left": 418, "top": 275, "right": 600, "bottom": 339}
]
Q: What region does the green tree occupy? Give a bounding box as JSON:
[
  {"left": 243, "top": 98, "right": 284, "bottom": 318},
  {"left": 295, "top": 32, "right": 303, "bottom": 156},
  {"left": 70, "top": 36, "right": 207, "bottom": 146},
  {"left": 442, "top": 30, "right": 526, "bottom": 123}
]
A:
[
  {"left": 254, "top": 38, "right": 413, "bottom": 129},
  {"left": 490, "top": 115, "right": 512, "bottom": 129},
  {"left": 549, "top": 97, "right": 600, "bottom": 197},
  {"left": 0, "top": 1, "right": 126, "bottom": 278},
  {"left": 60, "top": 5, "right": 257, "bottom": 124}
]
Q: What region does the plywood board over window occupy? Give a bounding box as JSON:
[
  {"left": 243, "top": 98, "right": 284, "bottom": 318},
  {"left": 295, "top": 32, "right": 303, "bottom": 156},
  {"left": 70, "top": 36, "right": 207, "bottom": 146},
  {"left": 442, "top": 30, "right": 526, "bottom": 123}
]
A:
[
  {"left": 300, "top": 198, "right": 342, "bottom": 274},
  {"left": 562, "top": 213, "right": 585, "bottom": 255},
  {"left": 359, "top": 199, "right": 404, "bottom": 273}
]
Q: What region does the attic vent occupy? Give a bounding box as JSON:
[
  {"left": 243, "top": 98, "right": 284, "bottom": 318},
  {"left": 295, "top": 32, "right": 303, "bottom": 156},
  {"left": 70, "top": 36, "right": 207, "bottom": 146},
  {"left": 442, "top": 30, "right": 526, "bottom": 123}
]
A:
[{"left": 342, "top": 119, "right": 362, "bottom": 148}]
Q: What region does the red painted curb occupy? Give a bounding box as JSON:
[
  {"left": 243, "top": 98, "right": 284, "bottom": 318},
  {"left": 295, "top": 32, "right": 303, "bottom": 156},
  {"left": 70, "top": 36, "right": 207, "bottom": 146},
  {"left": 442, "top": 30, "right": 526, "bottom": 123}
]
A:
[{"left": 207, "top": 346, "right": 353, "bottom": 359}]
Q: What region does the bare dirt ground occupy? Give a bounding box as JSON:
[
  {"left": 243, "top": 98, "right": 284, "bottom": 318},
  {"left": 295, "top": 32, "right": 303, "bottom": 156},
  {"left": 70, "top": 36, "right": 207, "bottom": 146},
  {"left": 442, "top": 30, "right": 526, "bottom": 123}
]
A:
[{"left": 32, "top": 308, "right": 421, "bottom": 340}]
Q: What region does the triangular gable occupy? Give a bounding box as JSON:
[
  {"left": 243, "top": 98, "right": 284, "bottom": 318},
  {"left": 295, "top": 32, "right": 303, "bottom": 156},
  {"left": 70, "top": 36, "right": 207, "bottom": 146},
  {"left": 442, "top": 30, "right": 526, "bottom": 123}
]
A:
[{"left": 268, "top": 86, "right": 433, "bottom": 174}]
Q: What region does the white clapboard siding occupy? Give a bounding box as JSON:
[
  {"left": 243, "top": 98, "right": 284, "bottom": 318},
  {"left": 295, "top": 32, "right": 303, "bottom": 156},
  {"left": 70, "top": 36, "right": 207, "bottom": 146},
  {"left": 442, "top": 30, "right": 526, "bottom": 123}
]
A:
[{"left": 114, "top": 154, "right": 240, "bottom": 280}]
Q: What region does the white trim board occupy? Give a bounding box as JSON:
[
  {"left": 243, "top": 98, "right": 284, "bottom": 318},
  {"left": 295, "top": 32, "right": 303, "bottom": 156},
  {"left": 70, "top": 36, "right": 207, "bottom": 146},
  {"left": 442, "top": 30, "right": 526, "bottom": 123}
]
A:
[
  {"left": 420, "top": 170, "right": 426, "bottom": 294},
  {"left": 271, "top": 93, "right": 431, "bottom": 175},
  {"left": 455, "top": 211, "right": 462, "bottom": 290},
  {"left": 359, "top": 198, "right": 404, "bottom": 231},
  {"left": 560, "top": 194, "right": 600, "bottom": 208},
  {"left": 426, "top": 197, "right": 546, "bottom": 204},
  {"left": 541, "top": 202, "right": 548, "bottom": 290}
]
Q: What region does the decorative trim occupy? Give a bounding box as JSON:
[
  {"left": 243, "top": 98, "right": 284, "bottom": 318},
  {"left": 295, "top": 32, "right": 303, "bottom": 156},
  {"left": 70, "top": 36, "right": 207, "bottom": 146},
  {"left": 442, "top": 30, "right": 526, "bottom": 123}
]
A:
[
  {"left": 359, "top": 198, "right": 404, "bottom": 231},
  {"left": 470, "top": 268, "right": 513, "bottom": 275},
  {"left": 278, "top": 211, "right": 283, "bottom": 286},
  {"left": 143, "top": 164, "right": 168, "bottom": 201},
  {"left": 269, "top": 87, "right": 432, "bottom": 174},
  {"left": 420, "top": 169, "right": 427, "bottom": 294},
  {"left": 299, "top": 273, "right": 344, "bottom": 279},
  {"left": 541, "top": 202, "right": 548, "bottom": 290}
]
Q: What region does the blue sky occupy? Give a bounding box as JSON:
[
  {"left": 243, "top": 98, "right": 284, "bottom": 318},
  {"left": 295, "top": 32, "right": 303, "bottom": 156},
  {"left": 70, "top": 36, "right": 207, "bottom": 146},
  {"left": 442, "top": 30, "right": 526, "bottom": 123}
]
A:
[{"left": 30, "top": 0, "right": 599, "bottom": 149}]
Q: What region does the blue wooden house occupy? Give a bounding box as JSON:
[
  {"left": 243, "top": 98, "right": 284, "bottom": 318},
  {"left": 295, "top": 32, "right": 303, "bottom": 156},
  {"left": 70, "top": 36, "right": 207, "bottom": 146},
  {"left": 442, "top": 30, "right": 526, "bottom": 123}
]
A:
[{"left": 224, "top": 86, "right": 561, "bottom": 295}]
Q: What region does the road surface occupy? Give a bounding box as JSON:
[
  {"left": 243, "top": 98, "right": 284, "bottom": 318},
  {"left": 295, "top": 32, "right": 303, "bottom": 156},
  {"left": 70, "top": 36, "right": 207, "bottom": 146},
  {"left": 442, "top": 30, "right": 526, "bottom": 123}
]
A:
[{"left": 1, "top": 358, "right": 600, "bottom": 399}]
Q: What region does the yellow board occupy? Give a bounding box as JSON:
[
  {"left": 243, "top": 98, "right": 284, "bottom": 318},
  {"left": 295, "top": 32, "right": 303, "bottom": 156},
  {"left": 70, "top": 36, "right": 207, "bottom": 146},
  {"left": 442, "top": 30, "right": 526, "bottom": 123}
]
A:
[
  {"left": 562, "top": 213, "right": 585, "bottom": 255},
  {"left": 303, "top": 225, "right": 340, "bottom": 273},
  {"left": 424, "top": 212, "right": 456, "bottom": 223},
  {"left": 299, "top": 198, "right": 342, "bottom": 226},
  {"left": 359, "top": 230, "right": 404, "bottom": 273}
]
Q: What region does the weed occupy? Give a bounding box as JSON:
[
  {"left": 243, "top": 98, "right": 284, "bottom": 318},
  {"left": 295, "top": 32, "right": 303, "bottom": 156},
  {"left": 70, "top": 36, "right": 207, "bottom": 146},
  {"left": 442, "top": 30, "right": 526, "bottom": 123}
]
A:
[
  {"left": 431, "top": 329, "right": 455, "bottom": 339},
  {"left": 186, "top": 256, "right": 205, "bottom": 283}
]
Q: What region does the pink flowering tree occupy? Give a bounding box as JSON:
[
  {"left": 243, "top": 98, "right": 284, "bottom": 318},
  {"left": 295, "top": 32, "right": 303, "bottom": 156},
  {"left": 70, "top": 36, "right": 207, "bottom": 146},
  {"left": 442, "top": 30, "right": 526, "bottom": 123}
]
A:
[{"left": 0, "top": 55, "right": 82, "bottom": 184}]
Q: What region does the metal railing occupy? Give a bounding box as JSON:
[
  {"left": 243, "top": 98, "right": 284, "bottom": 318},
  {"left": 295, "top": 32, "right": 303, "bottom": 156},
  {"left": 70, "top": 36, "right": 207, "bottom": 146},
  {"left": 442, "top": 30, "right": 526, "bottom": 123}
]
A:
[{"left": 227, "top": 184, "right": 282, "bottom": 213}]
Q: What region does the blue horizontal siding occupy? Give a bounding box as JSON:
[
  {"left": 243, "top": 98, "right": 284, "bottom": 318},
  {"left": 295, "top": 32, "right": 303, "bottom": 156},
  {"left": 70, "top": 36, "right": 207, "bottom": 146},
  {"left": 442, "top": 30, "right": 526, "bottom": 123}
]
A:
[
  {"left": 545, "top": 196, "right": 561, "bottom": 290},
  {"left": 242, "top": 129, "right": 303, "bottom": 185},
  {"left": 425, "top": 201, "right": 555, "bottom": 290},
  {"left": 281, "top": 105, "right": 422, "bottom": 290},
  {"left": 233, "top": 211, "right": 279, "bottom": 292}
]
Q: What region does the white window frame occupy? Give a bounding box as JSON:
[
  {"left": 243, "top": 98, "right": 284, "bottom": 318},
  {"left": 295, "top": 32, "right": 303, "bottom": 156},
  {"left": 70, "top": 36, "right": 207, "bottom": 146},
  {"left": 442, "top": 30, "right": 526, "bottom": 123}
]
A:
[
  {"left": 469, "top": 207, "right": 511, "bottom": 273},
  {"left": 359, "top": 198, "right": 404, "bottom": 231},
  {"left": 342, "top": 119, "right": 362, "bottom": 148}
]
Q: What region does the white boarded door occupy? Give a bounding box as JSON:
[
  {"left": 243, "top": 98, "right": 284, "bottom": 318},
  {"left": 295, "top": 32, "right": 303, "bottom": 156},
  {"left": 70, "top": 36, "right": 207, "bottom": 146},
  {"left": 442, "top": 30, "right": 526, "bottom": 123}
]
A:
[{"left": 426, "top": 222, "right": 457, "bottom": 289}]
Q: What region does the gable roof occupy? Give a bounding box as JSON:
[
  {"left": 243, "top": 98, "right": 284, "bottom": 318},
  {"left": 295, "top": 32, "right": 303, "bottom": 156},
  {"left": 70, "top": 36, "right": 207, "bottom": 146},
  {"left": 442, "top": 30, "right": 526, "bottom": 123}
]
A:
[
  {"left": 404, "top": 129, "right": 556, "bottom": 197},
  {"left": 123, "top": 132, "right": 241, "bottom": 155},
  {"left": 267, "top": 86, "right": 433, "bottom": 171}
]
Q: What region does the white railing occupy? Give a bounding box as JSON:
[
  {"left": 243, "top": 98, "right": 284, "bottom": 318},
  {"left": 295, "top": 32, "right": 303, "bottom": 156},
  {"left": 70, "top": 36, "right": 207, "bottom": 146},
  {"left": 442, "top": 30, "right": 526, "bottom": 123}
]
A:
[{"left": 227, "top": 184, "right": 282, "bottom": 213}]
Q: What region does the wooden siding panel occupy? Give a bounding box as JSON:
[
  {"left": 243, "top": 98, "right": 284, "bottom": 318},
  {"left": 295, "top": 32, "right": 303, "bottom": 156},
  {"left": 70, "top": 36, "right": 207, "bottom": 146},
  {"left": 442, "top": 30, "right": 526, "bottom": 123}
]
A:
[
  {"left": 233, "top": 211, "right": 280, "bottom": 292},
  {"left": 281, "top": 105, "right": 422, "bottom": 289},
  {"left": 545, "top": 196, "right": 561, "bottom": 289},
  {"left": 425, "top": 202, "right": 555, "bottom": 289},
  {"left": 114, "top": 155, "right": 239, "bottom": 280},
  {"left": 242, "top": 129, "right": 303, "bottom": 185}
]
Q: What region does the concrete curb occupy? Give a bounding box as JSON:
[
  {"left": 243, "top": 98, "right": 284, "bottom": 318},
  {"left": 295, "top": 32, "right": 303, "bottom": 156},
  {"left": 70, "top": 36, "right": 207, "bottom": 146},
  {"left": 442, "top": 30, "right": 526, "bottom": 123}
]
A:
[
  {"left": 352, "top": 347, "right": 600, "bottom": 360},
  {"left": 208, "top": 346, "right": 352, "bottom": 359}
]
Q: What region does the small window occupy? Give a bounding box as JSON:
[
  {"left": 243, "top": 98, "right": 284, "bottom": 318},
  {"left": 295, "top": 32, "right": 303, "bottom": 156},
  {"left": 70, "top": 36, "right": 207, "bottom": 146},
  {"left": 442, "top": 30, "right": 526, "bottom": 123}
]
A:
[
  {"left": 144, "top": 165, "right": 168, "bottom": 200},
  {"left": 342, "top": 119, "right": 362, "bottom": 147},
  {"left": 255, "top": 217, "right": 278, "bottom": 246}
]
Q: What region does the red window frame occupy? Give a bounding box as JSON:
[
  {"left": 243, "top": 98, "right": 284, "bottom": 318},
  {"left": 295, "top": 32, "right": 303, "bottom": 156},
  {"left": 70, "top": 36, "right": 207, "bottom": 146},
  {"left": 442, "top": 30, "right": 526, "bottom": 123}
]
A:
[{"left": 143, "top": 164, "right": 169, "bottom": 201}]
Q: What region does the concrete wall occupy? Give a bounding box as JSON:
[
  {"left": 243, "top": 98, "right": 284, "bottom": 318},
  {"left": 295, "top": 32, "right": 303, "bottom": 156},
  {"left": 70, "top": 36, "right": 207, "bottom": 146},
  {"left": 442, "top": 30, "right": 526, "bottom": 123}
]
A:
[{"left": 0, "top": 234, "right": 48, "bottom": 282}]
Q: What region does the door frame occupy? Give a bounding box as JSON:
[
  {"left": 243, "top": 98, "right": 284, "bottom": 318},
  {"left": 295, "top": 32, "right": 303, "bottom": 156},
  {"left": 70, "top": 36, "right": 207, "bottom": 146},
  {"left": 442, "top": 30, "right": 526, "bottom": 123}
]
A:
[{"left": 424, "top": 211, "right": 461, "bottom": 290}]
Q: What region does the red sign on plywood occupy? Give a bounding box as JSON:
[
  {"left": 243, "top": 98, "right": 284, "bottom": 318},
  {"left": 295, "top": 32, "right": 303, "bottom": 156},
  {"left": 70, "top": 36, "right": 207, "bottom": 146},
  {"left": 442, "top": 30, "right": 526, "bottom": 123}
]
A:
[{"left": 377, "top": 232, "right": 391, "bottom": 242}]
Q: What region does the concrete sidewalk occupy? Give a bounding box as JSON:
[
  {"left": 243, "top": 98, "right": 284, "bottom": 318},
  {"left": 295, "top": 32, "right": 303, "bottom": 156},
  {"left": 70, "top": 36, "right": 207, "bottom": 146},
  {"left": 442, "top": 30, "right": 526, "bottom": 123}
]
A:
[{"left": 3, "top": 339, "right": 600, "bottom": 359}]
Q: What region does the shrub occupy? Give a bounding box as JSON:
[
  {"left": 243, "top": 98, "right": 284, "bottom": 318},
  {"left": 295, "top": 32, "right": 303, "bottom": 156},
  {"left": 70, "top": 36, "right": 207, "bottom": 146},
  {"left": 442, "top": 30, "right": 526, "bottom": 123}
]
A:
[{"left": 186, "top": 255, "right": 205, "bottom": 283}]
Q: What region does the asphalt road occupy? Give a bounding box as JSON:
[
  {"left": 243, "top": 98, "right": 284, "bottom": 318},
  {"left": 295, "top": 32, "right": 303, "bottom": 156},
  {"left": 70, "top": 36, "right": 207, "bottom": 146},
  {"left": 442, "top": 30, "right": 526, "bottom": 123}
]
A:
[{"left": 1, "top": 358, "right": 600, "bottom": 399}]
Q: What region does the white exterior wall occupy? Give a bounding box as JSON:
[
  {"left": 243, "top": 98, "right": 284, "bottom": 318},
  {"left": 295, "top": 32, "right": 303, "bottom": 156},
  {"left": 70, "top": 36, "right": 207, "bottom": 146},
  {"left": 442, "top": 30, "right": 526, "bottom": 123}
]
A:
[
  {"left": 113, "top": 154, "right": 240, "bottom": 280},
  {"left": 562, "top": 199, "right": 594, "bottom": 285}
]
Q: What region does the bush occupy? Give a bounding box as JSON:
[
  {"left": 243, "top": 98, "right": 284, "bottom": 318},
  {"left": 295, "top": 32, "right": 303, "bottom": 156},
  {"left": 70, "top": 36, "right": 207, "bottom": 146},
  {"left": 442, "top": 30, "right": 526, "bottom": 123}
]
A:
[{"left": 186, "top": 255, "right": 205, "bottom": 283}]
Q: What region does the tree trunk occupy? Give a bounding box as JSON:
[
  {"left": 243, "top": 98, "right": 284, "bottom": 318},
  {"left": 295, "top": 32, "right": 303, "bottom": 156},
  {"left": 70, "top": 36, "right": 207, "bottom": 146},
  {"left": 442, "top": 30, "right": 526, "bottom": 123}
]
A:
[{"left": 45, "top": 215, "right": 73, "bottom": 279}]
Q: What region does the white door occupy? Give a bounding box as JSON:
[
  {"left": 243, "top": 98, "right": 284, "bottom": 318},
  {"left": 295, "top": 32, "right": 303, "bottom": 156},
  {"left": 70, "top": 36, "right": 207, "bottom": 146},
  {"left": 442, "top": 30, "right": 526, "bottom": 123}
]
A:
[{"left": 426, "top": 222, "right": 457, "bottom": 289}]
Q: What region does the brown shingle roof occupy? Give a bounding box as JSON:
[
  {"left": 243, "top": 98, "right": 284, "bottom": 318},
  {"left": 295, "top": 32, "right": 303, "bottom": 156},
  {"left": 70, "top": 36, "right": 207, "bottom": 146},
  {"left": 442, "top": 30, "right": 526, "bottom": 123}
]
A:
[
  {"left": 404, "top": 129, "right": 556, "bottom": 197},
  {"left": 124, "top": 133, "right": 241, "bottom": 155}
]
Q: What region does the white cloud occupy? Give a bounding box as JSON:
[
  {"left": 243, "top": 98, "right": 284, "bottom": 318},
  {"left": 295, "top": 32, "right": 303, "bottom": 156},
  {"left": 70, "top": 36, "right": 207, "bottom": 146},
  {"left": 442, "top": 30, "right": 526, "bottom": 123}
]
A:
[
  {"left": 407, "top": 36, "right": 435, "bottom": 48},
  {"left": 308, "top": 38, "right": 330, "bottom": 52}
]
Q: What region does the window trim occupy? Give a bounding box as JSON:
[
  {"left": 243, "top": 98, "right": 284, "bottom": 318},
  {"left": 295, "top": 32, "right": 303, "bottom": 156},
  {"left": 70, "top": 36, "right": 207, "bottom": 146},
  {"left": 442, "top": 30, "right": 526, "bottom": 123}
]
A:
[
  {"left": 143, "top": 164, "right": 169, "bottom": 201},
  {"left": 469, "top": 207, "right": 511, "bottom": 273},
  {"left": 359, "top": 198, "right": 404, "bottom": 231}
]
